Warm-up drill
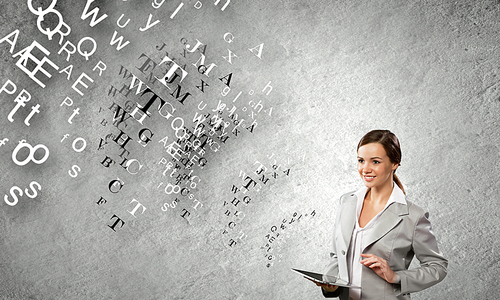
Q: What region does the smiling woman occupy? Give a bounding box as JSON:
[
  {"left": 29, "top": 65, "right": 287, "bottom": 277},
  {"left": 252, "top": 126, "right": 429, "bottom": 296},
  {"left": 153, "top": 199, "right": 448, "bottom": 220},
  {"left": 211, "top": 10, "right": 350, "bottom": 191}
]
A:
[
  {"left": 356, "top": 142, "right": 399, "bottom": 228},
  {"left": 311, "top": 130, "right": 448, "bottom": 300}
]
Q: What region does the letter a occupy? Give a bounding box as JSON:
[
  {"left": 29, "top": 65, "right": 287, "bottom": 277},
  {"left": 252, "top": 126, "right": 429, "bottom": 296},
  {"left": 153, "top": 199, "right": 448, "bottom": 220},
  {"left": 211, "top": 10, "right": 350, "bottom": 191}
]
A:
[
  {"left": 0, "top": 29, "right": 19, "bottom": 53},
  {"left": 248, "top": 43, "right": 264, "bottom": 59}
]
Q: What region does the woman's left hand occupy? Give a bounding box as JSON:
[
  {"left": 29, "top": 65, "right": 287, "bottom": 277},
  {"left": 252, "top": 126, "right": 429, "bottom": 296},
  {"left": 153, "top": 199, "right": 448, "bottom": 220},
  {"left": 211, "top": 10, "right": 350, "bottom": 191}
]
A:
[{"left": 360, "top": 253, "right": 399, "bottom": 284}]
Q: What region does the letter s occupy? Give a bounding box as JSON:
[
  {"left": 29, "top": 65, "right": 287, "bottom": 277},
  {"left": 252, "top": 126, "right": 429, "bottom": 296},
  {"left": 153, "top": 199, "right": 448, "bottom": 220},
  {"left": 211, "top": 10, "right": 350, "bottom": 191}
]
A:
[
  {"left": 68, "top": 165, "right": 81, "bottom": 178},
  {"left": 4, "top": 186, "right": 23, "bottom": 206},
  {"left": 161, "top": 202, "right": 169, "bottom": 212},
  {"left": 25, "top": 181, "right": 42, "bottom": 199}
]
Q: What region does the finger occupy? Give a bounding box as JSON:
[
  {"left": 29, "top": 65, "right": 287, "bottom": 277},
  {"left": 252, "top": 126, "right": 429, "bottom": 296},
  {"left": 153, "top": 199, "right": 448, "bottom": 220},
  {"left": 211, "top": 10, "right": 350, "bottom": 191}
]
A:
[
  {"left": 363, "top": 255, "right": 387, "bottom": 264},
  {"left": 361, "top": 259, "right": 370, "bottom": 265},
  {"left": 360, "top": 258, "right": 376, "bottom": 264},
  {"left": 362, "top": 261, "right": 377, "bottom": 267},
  {"left": 362, "top": 253, "right": 384, "bottom": 262},
  {"left": 363, "top": 259, "right": 385, "bottom": 268},
  {"left": 361, "top": 257, "right": 379, "bottom": 264},
  {"left": 360, "top": 254, "right": 379, "bottom": 262},
  {"left": 322, "top": 284, "right": 337, "bottom": 291},
  {"left": 369, "top": 262, "right": 382, "bottom": 268}
]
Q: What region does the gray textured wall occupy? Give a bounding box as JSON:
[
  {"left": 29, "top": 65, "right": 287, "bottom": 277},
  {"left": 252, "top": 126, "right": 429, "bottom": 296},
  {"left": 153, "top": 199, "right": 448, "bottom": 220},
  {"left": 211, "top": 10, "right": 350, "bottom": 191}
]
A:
[{"left": 0, "top": 0, "right": 498, "bottom": 299}]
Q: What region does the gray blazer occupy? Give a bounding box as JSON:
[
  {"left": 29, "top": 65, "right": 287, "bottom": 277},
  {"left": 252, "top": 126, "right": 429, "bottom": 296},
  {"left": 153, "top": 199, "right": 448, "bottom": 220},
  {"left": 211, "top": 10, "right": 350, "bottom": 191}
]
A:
[{"left": 322, "top": 188, "right": 448, "bottom": 299}]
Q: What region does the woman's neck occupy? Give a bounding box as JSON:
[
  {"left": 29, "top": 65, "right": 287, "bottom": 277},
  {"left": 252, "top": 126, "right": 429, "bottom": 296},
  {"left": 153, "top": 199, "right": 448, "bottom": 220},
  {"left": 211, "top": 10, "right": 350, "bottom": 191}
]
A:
[{"left": 365, "top": 180, "right": 394, "bottom": 205}]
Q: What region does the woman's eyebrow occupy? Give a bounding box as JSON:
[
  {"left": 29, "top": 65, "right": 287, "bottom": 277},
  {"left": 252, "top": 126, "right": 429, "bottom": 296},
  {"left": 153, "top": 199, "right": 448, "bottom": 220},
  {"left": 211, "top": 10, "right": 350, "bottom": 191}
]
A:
[{"left": 357, "top": 156, "right": 383, "bottom": 160}]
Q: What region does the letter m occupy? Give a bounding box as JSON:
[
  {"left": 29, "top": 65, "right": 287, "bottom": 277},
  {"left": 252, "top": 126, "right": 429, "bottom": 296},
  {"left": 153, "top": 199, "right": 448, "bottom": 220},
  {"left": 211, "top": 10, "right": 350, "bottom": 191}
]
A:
[
  {"left": 81, "top": 0, "right": 109, "bottom": 27},
  {"left": 170, "top": 84, "right": 191, "bottom": 105}
]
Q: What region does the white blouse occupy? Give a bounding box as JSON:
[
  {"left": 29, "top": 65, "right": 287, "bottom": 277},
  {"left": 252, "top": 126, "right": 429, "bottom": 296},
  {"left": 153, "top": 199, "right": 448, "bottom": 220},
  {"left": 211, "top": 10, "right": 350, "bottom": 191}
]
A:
[{"left": 347, "top": 184, "right": 406, "bottom": 300}]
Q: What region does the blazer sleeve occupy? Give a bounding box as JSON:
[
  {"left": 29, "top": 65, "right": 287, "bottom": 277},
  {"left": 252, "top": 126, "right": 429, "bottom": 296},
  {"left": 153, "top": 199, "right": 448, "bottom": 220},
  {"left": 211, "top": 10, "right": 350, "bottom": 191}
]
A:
[
  {"left": 322, "top": 286, "right": 348, "bottom": 298},
  {"left": 321, "top": 194, "right": 349, "bottom": 298},
  {"left": 321, "top": 251, "right": 346, "bottom": 298},
  {"left": 394, "top": 210, "right": 448, "bottom": 296}
]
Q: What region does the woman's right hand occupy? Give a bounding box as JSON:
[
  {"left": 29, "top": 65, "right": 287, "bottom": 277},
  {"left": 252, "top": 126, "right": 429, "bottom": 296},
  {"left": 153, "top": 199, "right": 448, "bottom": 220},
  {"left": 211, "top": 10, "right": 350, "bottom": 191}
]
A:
[
  {"left": 319, "top": 283, "right": 339, "bottom": 292},
  {"left": 304, "top": 277, "right": 338, "bottom": 292}
]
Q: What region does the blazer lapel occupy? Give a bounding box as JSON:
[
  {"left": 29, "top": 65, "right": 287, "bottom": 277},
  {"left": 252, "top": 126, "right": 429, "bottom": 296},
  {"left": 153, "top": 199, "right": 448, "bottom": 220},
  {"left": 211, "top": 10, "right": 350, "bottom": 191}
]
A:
[
  {"left": 339, "top": 195, "right": 357, "bottom": 248},
  {"left": 362, "top": 202, "right": 409, "bottom": 251}
]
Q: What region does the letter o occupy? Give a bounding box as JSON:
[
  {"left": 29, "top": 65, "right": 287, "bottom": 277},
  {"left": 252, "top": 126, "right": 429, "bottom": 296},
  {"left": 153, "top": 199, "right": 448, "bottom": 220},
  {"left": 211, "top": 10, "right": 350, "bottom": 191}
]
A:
[
  {"left": 36, "top": 9, "right": 65, "bottom": 40},
  {"left": 12, "top": 140, "right": 50, "bottom": 166},
  {"left": 72, "top": 137, "right": 87, "bottom": 153},
  {"left": 164, "top": 183, "right": 180, "bottom": 194},
  {"left": 27, "top": 0, "right": 57, "bottom": 15}
]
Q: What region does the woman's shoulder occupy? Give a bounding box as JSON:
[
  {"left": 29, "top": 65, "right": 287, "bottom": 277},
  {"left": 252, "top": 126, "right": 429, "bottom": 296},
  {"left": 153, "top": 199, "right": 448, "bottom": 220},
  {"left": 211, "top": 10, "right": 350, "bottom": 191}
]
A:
[
  {"left": 339, "top": 190, "right": 357, "bottom": 203},
  {"left": 405, "top": 198, "right": 429, "bottom": 219},
  {"left": 341, "top": 190, "right": 357, "bottom": 198}
]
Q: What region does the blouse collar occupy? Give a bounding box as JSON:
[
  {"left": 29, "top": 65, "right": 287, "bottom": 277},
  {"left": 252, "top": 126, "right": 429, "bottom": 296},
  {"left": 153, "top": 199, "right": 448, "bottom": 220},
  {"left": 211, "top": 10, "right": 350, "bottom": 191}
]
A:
[{"left": 353, "top": 182, "right": 407, "bottom": 206}]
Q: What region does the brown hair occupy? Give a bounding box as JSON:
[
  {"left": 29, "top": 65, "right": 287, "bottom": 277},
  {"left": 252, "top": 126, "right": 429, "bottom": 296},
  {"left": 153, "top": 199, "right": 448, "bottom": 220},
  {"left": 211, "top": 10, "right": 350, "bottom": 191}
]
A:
[{"left": 357, "top": 130, "right": 405, "bottom": 194}]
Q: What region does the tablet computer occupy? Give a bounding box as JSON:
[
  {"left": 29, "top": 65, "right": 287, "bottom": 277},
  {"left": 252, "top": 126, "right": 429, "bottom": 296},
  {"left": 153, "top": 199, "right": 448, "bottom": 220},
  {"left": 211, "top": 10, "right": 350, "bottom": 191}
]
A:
[{"left": 292, "top": 268, "right": 360, "bottom": 288}]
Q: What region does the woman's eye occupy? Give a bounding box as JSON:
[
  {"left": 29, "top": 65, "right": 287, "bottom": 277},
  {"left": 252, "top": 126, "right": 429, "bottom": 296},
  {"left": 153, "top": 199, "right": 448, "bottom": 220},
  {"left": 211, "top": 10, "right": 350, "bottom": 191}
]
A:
[
  {"left": 358, "top": 159, "right": 364, "bottom": 163},
  {"left": 373, "top": 160, "right": 380, "bottom": 164}
]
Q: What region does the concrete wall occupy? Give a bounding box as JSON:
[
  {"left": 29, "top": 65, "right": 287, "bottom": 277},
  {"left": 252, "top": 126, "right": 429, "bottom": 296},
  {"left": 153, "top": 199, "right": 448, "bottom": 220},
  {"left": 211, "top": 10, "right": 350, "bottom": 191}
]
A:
[{"left": 0, "top": 0, "right": 498, "bottom": 299}]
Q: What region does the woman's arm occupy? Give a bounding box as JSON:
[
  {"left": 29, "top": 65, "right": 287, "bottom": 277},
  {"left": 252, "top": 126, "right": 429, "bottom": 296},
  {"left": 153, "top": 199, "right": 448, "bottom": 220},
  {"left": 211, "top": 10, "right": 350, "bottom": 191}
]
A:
[
  {"left": 321, "top": 252, "right": 345, "bottom": 298},
  {"left": 320, "top": 194, "right": 350, "bottom": 298},
  {"left": 395, "top": 211, "right": 448, "bottom": 295},
  {"left": 322, "top": 285, "right": 343, "bottom": 298}
]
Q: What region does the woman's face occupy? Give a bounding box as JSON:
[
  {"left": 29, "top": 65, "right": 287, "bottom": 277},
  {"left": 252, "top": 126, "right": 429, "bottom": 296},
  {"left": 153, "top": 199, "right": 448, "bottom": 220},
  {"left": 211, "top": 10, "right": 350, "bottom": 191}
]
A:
[{"left": 357, "top": 142, "right": 398, "bottom": 189}]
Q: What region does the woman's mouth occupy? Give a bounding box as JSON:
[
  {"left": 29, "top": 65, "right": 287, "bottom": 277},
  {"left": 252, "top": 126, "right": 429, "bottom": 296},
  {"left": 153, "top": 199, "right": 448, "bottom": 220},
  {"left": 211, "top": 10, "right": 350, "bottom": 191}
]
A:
[{"left": 364, "top": 175, "right": 375, "bottom": 182}]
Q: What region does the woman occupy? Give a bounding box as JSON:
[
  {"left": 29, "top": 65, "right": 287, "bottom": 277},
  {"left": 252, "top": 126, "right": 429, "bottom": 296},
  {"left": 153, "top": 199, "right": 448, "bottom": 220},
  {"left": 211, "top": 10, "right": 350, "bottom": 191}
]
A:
[{"left": 315, "top": 130, "right": 447, "bottom": 299}]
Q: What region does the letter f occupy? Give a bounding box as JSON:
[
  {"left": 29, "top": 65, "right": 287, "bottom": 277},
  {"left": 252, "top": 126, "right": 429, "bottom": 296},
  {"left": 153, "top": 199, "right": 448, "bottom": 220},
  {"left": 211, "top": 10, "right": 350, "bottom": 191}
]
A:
[{"left": 8, "top": 95, "right": 30, "bottom": 122}]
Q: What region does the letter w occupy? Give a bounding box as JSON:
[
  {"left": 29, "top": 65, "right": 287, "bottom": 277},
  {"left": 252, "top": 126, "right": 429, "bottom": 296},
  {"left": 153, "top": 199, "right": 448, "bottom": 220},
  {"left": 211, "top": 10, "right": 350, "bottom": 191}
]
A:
[
  {"left": 81, "top": 0, "right": 109, "bottom": 27},
  {"left": 192, "top": 112, "right": 207, "bottom": 128},
  {"left": 112, "top": 105, "right": 131, "bottom": 125},
  {"left": 110, "top": 31, "right": 130, "bottom": 51},
  {"left": 128, "top": 74, "right": 147, "bottom": 95}
]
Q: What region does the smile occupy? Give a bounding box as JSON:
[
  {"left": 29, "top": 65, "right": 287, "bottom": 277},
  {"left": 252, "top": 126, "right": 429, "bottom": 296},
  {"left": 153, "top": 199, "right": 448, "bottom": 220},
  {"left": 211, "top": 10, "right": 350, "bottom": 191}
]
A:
[{"left": 364, "top": 176, "right": 376, "bottom": 181}]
